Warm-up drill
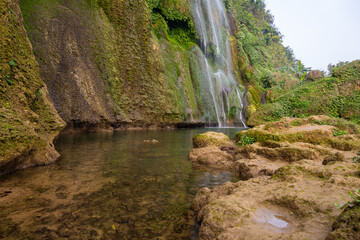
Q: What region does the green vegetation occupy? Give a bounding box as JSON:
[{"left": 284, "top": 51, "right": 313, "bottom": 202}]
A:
[
  {"left": 147, "top": 0, "right": 196, "bottom": 48},
  {"left": 224, "top": 0, "right": 301, "bottom": 120},
  {"left": 332, "top": 129, "right": 349, "bottom": 136},
  {"left": 236, "top": 135, "right": 255, "bottom": 147},
  {"left": 248, "top": 60, "right": 360, "bottom": 126},
  {"left": 335, "top": 189, "right": 360, "bottom": 209}
]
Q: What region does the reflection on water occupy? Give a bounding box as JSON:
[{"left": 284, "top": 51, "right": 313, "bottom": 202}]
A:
[
  {"left": 254, "top": 207, "right": 292, "bottom": 233},
  {"left": 0, "top": 128, "right": 243, "bottom": 239}
]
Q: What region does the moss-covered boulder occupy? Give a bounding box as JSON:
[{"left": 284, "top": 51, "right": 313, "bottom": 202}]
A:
[{"left": 193, "top": 132, "right": 233, "bottom": 148}]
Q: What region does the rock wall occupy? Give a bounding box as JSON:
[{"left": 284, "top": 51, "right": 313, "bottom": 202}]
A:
[
  {"left": 0, "top": 0, "right": 65, "bottom": 176},
  {"left": 0, "top": 0, "right": 298, "bottom": 174},
  {"left": 20, "top": 0, "right": 199, "bottom": 129}
]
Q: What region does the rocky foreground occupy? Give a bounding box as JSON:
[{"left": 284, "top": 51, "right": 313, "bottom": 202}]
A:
[{"left": 189, "top": 116, "right": 360, "bottom": 240}]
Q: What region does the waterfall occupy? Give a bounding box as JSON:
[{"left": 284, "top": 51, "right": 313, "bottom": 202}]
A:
[{"left": 191, "top": 0, "right": 247, "bottom": 127}]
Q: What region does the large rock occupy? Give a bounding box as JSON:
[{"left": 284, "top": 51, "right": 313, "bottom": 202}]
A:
[
  {"left": 0, "top": 1, "right": 65, "bottom": 176},
  {"left": 306, "top": 70, "right": 323, "bottom": 81},
  {"left": 192, "top": 160, "right": 360, "bottom": 239},
  {"left": 193, "top": 132, "right": 233, "bottom": 148},
  {"left": 189, "top": 146, "right": 234, "bottom": 169}
]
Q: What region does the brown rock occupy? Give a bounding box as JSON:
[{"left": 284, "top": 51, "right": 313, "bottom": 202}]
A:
[
  {"left": 188, "top": 147, "right": 234, "bottom": 169},
  {"left": 306, "top": 70, "right": 324, "bottom": 81},
  {"left": 193, "top": 160, "right": 360, "bottom": 240}
]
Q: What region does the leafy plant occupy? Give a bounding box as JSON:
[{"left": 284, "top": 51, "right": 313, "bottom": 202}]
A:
[
  {"left": 335, "top": 189, "right": 360, "bottom": 209},
  {"left": 237, "top": 135, "right": 255, "bottom": 147},
  {"left": 332, "top": 129, "right": 349, "bottom": 136},
  {"left": 9, "top": 59, "right": 17, "bottom": 67},
  {"left": 5, "top": 75, "right": 12, "bottom": 85}
]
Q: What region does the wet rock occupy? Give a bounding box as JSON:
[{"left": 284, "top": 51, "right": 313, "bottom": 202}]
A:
[
  {"left": 193, "top": 160, "right": 360, "bottom": 239},
  {"left": 193, "top": 132, "right": 233, "bottom": 148},
  {"left": 236, "top": 143, "right": 321, "bottom": 162},
  {"left": 188, "top": 147, "right": 234, "bottom": 169},
  {"left": 234, "top": 116, "right": 360, "bottom": 151}
]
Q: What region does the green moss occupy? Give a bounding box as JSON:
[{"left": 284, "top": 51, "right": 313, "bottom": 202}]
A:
[
  {"left": 193, "top": 132, "right": 232, "bottom": 148},
  {"left": 1, "top": 0, "right": 64, "bottom": 173},
  {"left": 234, "top": 118, "right": 360, "bottom": 151}
]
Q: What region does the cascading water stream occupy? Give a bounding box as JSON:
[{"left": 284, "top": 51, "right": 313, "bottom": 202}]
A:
[{"left": 191, "top": 0, "right": 247, "bottom": 127}]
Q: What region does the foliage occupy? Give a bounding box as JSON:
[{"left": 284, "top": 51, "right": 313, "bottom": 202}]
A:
[
  {"left": 248, "top": 61, "right": 360, "bottom": 126},
  {"left": 227, "top": 0, "right": 297, "bottom": 87},
  {"left": 280, "top": 60, "right": 311, "bottom": 81},
  {"left": 237, "top": 134, "right": 255, "bottom": 147},
  {"left": 335, "top": 189, "right": 360, "bottom": 209},
  {"left": 146, "top": 0, "right": 196, "bottom": 48},
  {"left": 328, "top": 61, "right": 349, "bottom": 76},
  {"left": 332, "top": 129, "right": 349, "bottom": 137}
]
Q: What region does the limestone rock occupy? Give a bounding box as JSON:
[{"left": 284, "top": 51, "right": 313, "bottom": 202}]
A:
[
  {"left": 193, "top": 132, "right": 233, "bottom": 148},
  {"left": 188, "top": 147, "right": 234, "bottom": 169},
  {"left": 193, "top": 160, "right": 360, "bottom": 239}
]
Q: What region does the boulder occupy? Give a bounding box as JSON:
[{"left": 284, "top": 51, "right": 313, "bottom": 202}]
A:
[
  {"left": 188, "top": 147, "right": 234, "bottom": 169},
  {"left": 193, "top": 132, "right": 233, "bottom": 148},
  {"left": 306, "top": 70, "right": 324, "bottom": 81}
]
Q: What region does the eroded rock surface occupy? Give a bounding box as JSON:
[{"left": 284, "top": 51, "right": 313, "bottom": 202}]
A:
[
  {"left": 189, "top": 117, "right": 360, "bottom": 239},
  {"left": 193, "top": 161, "right": 360, "bottom": 240}
]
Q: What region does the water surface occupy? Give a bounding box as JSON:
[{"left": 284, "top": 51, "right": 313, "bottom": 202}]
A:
[{"left": 0, "top": 128, "right": 243, "bottom": 239}]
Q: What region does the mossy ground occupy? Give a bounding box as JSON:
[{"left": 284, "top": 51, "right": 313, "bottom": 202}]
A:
[{"left": 235, "top": 116, "right": 360, "bottom": 151}]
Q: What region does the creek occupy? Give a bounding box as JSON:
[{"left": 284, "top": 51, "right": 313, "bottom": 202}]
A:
[{"left": 0, "top": 128, "right": 243, "bottom": 239}]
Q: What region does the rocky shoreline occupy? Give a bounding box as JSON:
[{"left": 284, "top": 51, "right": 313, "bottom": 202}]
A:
[{"left": 189, "top": 116, "right": 360, "bottom": 239}]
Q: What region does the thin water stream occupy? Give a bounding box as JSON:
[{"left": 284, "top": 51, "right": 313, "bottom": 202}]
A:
[{"left": 0, "top": 128, "right": 243, "bottom": 239}]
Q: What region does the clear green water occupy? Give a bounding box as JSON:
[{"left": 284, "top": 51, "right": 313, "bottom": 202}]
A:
[{"left": 0, "top": 128, "right": 243, "bottom": 239}]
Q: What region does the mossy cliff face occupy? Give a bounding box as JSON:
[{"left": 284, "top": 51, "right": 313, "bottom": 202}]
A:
[
  {"left": 19, "top": 0, "right": 199, "bottom": 128},
  {"left": 19, "top": 0, "right": 296, "bottom": 128},
  {"left": 0, "top": 0, "right": 65, "bottom": 176}
]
